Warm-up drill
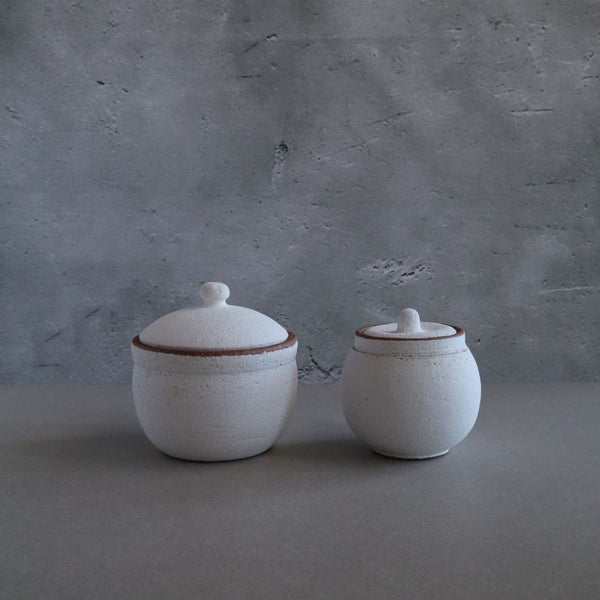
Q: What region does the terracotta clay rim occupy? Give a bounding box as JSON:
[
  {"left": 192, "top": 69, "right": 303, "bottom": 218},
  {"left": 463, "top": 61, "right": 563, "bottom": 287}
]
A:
[
  {"left": 132, "top": 331, "right": 297, "bottom": 357},
  {"left": 356, "top": 324, "right": 464, "bottom": 342}
]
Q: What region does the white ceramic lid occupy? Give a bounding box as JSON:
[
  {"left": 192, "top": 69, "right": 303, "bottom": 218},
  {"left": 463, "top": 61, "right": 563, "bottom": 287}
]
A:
[
  {"left": 362, "top": 308, "right": 456, "bottom": 339},
  {"left": 139, "top": 282, "right": 289, "bottom": 351}
]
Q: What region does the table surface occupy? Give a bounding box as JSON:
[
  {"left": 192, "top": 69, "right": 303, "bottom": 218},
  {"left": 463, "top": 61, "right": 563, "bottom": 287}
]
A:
[{"left": 2, "top": 383, "right": 599, "bottom": 599}]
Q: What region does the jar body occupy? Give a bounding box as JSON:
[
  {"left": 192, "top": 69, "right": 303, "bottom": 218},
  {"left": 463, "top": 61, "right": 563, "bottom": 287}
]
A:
[
  {"left": 131, "top": 342, "right": 297, "bottom": 461},
  {"left": 341, "top": 344, "right": 480, "bottom": 459}
]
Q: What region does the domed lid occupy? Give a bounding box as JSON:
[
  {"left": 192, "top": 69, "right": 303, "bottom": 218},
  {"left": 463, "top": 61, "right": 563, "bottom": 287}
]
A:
[
  {"left": 139, "top": 282, "right": 289, "bottom": 351},
  {"left": 362, "top": 308, "right": 456, "bottom": 339}
]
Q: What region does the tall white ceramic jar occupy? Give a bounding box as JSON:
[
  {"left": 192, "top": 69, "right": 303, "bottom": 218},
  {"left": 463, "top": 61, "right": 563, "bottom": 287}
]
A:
[
  {"left": 341, "top": 308, "right": 480, "bottom": 459},
  {"left": 131, "top": 282, "right": 298, "bottom": 461}
]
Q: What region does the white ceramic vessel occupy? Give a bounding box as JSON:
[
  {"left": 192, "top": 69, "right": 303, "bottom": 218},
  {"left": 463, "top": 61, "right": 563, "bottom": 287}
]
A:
[
  {"left": 131, "top": 282, "right": 298, "bottom": 461},
  {"left": 341, "top": 308, "right": 480, "bottom": 459}
]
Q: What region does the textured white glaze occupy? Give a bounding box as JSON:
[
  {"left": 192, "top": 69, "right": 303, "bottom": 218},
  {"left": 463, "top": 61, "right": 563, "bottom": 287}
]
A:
[
  {"left": 140, "top": 282, "right": 288, "bottom": 350},
  {"left": 132, "top": 281, "right": 297, "bottom": 461},
  {"left": 342, "top": 310, "right": 480, "bottom": 459},
  {"left": 132, "top": 339, "right": 298, "bottom": 461}
]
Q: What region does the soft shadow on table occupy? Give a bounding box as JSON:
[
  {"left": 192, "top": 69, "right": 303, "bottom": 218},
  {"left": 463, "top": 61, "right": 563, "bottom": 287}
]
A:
[
  {"left": 10, "top": 432, "right": 381, "bottom": 467},
  {"left": 5, "top": 430, "right": 175, "bottom": 469},
  {"left": 269, "top": 437, "right": 389, "bottom": 468},
  {"left": 7, "top": 431, "right": 451, "bottom": 472},
  {"left": 267, "top": 434, "right": 468, "bottom": 473}
]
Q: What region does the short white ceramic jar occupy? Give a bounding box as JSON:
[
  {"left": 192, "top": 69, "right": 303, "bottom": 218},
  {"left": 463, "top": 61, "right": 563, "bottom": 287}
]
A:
[
  {"left": 341, "top": 308, "right": 480, "bottom": 459},
  {"left": 131, "top": 282, "right": 298, "bottom": 461}
]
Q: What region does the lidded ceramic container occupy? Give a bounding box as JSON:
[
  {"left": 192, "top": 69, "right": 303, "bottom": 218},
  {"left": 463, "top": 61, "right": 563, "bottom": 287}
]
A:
[
  {"left": 341, "top": 308, "right": 480, "bottom": 459},
  {"left": 131, "top": 282, "right": 298, "bottom": 461}
]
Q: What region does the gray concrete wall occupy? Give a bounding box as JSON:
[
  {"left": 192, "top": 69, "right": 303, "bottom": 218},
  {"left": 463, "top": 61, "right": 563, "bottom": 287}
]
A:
[{"left": 2, "top": 0, "right": 599, "bottom": 384}]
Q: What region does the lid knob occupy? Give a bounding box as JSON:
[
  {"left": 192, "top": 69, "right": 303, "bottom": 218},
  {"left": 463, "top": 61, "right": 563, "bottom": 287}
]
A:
[
  {"left": 200, "top": 282, "right": 230, "bottom": 307},
  {"left": 395, "top": 308, "right": 424, "bottom": 335}
]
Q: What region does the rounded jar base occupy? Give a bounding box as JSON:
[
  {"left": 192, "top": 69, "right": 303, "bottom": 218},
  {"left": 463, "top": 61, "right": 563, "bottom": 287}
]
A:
[{"left": 156, "top": 444, "right": 273, "bottom": 462}]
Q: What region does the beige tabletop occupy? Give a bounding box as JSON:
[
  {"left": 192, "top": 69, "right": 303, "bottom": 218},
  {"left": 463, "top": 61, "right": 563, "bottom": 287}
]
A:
[{"left": 2, "top": 383, "right": 599, "bottom": 599}]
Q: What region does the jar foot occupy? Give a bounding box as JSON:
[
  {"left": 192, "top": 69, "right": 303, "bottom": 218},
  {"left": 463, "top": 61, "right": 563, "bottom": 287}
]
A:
[{"left": 372, "top": 448, "right": 450, "bottom": 460}]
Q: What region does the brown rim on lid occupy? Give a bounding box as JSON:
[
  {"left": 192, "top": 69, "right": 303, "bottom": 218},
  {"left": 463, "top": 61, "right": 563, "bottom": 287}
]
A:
[
  {"left": 132, "top": 331, "right": 297, "bottom": 357},
  {"left": 356, "top": 324, "right": 464, "bottom": 342}
]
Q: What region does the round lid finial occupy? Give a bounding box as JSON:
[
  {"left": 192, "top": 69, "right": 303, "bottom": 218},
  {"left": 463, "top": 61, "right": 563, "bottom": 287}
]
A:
[
  {"left": 395, "top": 308, "right": 424, "bottom": 335},
  {"left": 200, "top": 282, "right": 230, "bottom": 307},
  {"left": 138, "top": 280, "right": 289, "bottom": 350}
]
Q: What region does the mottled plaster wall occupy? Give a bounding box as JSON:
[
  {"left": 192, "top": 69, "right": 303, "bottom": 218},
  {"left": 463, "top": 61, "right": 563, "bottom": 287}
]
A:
[{"left": 1, "top": 0, "right": 599, "bottom": 384}]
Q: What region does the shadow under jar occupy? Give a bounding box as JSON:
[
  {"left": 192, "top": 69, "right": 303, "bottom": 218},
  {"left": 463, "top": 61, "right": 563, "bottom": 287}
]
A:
[
  {"left": 341, "top": 308, "right": 480, "bottom": 459},
  {"left": 131, "top": 282, "right": 298, "bottom": 461}
]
